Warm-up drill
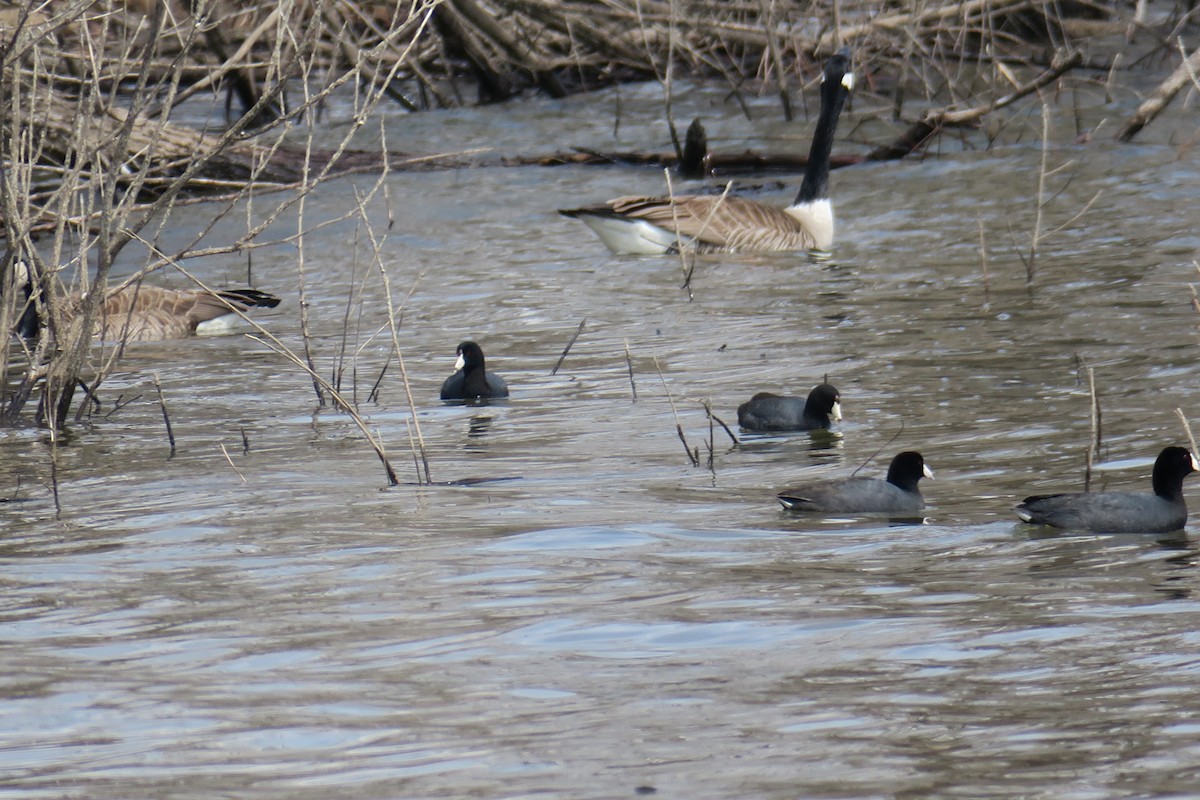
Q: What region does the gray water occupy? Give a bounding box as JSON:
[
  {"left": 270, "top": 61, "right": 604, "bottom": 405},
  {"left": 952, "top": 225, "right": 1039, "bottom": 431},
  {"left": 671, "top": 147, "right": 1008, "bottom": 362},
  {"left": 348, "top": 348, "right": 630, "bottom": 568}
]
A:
[{"left": 3, "top": 78, "right": 1200, "bottom": 798}]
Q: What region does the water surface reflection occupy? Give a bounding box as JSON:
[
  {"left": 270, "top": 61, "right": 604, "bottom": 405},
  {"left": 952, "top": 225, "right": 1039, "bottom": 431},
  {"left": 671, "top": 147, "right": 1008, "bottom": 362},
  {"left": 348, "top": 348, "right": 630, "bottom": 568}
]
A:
[{"left": 3, "top": 80, "right": 1200, "bottom": 798}]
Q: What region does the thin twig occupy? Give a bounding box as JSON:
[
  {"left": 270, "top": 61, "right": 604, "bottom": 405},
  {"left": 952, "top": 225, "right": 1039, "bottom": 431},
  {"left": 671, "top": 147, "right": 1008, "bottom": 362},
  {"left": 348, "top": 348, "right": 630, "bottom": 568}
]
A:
[
  {"left": 550, "top": 318, "right": 586, "bottom": 376},
  {"left": 624, "top": 339, "right": 638, "bottom": 404},
  {"left": 151, "top": 373, "right": 176, "bottom": 455},
  {"left": 1175, "top": 408, "right": 1198, "bottom": 457},
  {"left": 654, "top": 356, "right": 698, "bottom": 467},
  {"left": 1026, "top": 98, "right": 1051, "bottom": 281},
  {"left": 850, "top": 424, "right": 905, "bottom": 478},
  {"left": 702, "top": 399, "right": 716, "bottom": 471},
  {"left": 1084, "top": 364, "right": 1100, "bottom": 491},
  {"left": 131, "top": 236, "right": 401, "bottom": 485},
  {"left": 709, "top": 411, "right": 739, "bottom": 447},
  {"left": 220, "top": 443, "right": 247, "bottom": 483},
  {"left": 977, "top": 216, "right": 991, "bottom": 309}
]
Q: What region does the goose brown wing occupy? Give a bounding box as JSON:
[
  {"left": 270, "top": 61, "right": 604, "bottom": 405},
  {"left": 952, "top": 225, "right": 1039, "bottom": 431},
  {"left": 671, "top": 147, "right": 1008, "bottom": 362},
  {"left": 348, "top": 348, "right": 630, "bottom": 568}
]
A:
[
  {"left": 96, "top": 286, "right": 192, "bottom": 340},
  {"left": 97, "top": 286, "right": 279, "bottom": 341},
  {"left": 608, "top": 195, "right": 815, "bottom": 251}
]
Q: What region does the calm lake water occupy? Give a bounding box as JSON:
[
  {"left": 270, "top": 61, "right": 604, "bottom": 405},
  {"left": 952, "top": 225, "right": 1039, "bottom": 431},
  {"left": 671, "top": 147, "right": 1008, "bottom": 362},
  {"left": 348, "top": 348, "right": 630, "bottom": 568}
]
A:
[{"left": 3, "top": 74, "right": 1200, "bottom": 798}]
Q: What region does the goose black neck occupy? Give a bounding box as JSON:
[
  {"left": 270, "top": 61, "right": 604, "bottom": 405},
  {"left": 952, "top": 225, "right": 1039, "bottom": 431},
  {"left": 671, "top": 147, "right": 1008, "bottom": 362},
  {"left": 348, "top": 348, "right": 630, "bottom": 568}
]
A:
[{"left": 794, "top": 65, "right": 850, "bottom": 206}]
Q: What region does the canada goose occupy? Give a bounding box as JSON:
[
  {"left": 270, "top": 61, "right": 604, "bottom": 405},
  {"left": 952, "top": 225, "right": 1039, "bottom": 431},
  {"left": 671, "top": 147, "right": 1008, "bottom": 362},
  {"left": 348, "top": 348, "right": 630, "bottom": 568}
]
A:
[
  {"left": 440, "top": 341, "right": 509, "bottom": 400},
  {"left": 560, "top": 49, "right": 854, "bottom": 255},
  {"left": 738, "top": 383, "right": 841, "bottom": 432},
  {"left": 13, "top": 262, "right": 281, "bottom": 343},
  {"left": 1014, "top": 446, "right": 1199, "bottom": 533},
  {"left": 777, "top": 451, "right": 932, "bottom": 514}
]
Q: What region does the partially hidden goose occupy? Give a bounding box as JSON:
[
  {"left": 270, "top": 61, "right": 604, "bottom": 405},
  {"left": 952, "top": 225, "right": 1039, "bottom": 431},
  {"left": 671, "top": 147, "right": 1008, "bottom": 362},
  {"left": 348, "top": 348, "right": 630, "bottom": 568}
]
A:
[
  {"left": 440, "top": 341, "right": 509, "bottom": 401},
  {"left": 14, "top": 262, "right": 281, "bottom": 343},
  {"left": 777, "top": 451, "right": 932, "bottom": 514},
  {"left": 1015, "top": 446, "right": 1199, "bottom": 534},
  {"left": 560, "top": 48, "right": 854, "bottom": 255}
]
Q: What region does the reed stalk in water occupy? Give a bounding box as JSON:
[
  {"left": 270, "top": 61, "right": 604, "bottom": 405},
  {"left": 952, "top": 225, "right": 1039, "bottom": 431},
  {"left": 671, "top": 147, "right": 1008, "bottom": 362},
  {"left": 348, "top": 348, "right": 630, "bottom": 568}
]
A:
[
  {"left": 654, "top": 356, "right": 699, "bottom": 467},
  {"left": 0, "top": 0, "right": 423, "bottom": 430},
  {"left": 151, "top": 373, "right": 177, "bottom": 456},
  {"left": 137, "top": 241, "right": 404, "bottom": 487},
  {"left": 220, "top": 443, "right": 248, "bottom": 484},
  {"left": 624, "top": 339, "right": 638, "bottom": 404},
  {"left": 551, "top": 319, "right": 587, "bottom": 376},
  {"left": 1175, "top": 409, "right": 1198, "bottom": 459},
  {"left": 1084, "top": 363, "right": 1101, "bottom": 492}
]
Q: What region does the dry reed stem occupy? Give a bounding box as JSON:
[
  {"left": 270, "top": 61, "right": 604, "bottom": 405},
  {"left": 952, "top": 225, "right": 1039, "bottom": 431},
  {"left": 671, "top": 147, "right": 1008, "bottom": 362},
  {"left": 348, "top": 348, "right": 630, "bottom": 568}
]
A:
[
  {"left": 151, "top": 372, "right": 176, "bottom": 455},
  {"left": 2, "top": 0, "right": 437, "bottom": 433},
  {"left": 347, "top": 155, "right": 432, "bottom": 484},
  {"left": 633, "top": 0, "right": 683, "bottom": 160},
  {"left": 375, "top": 261, "right": 433, "bottom": 486},
  {"left": 219, "top": 443, "right": 248, "bottom": 483},
  {"left": 709, "top": 410, "right": 739, "bottom": 447},
  {"left": 661, "top": 168, "right": 693, "bottom": 298},
  {"left": 850, "top": 424, "right": 904, "bottom": 478},
  {"left": 130, "top": 235, "right": 402, "bottom": 486},
  {"left": 1175, "top": 409, "right": 1198, "bottom": 459},
  {"left": 653, "top": 355, "right": 699, "bottom": 467},
  {"left": 702, "top": 399, "right": 715, "bottom": 471},
  {"left": 662, "top": 168, "right": 732, "bottom": 296},
  {"left": 550, "top": 318, "right": 587, "bottom": 376},
  {"left": 977, "top": 217, "right": 991, "bottom": 309},
  {"left": 1190, "top": 263, "right": 1200, "bottom": 322},
  {"left": 624, "top": 339, "right": 638, "bottom": 403},
  {"left": 1084, "top": 364, "right": 1100, "bottom": 491},
  {"left": 698, "top": 400, "right": 738, "bottom": 469},
  {"left": 1017, "top": 90, "right": 1101, "bottom": 284}
]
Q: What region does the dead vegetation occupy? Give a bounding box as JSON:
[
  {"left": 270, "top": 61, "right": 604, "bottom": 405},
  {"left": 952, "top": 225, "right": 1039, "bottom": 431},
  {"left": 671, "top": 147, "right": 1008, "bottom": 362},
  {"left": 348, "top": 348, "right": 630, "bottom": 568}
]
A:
[{"left": 1, "top": 0, "right": 1197, "bottom": 455}]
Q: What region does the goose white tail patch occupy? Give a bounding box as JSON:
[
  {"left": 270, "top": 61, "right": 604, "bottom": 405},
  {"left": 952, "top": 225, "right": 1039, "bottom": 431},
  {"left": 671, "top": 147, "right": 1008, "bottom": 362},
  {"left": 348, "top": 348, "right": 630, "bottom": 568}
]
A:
[
  {"left": 575, "top": 215, "right": 678, "bottom": 255},
  {"left": 195, "top": 314, "right": 240, "bottom": 336}
]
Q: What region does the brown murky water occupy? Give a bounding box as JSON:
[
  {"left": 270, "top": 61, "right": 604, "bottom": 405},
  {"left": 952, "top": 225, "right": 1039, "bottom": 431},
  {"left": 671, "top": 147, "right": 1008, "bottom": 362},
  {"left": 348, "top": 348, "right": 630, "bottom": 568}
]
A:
[{"left": 3, "top": 78, "right": 1200, "bottom": 798}]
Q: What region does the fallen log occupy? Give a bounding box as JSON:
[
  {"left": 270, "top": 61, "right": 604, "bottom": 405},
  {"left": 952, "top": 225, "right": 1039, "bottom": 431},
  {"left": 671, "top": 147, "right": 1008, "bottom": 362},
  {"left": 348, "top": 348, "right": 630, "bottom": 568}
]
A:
[
  {"left": 1116, "top": 42, "right": 1200, "bottom": 142},
  {"left": 500, "top": 149, "right": 863, "bottom": 173},
  {"left": 865, "top": 50, "right": 1085, "bottom": 161}
]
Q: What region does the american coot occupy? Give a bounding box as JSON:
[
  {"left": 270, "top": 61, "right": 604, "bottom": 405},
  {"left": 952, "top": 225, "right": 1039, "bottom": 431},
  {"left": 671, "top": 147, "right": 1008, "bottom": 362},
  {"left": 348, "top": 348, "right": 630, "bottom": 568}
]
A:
[
  {"left": 559, "top": 49, "right": 854, "bottom": 255},
  {"left": 738, "top": 383, "right": 841, "bottom": 432},
  {"left": 778, "top": 451, "right": 932, "bottom": 513},
  {"left": 1014, "top": 446, "right": 1199, "bottom": 533},
  {"left": 439, "top": 341, "right": 509, "bottom": 401},
  {"left": 14, "top": 261, "right": 280, "bottom": 342}
]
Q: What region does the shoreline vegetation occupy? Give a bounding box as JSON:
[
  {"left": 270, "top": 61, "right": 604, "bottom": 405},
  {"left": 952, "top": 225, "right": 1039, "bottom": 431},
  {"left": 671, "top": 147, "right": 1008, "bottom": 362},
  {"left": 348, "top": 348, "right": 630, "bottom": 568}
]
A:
[{"left": 1, "top": 0, "right": 1197, "bottom": 477}]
